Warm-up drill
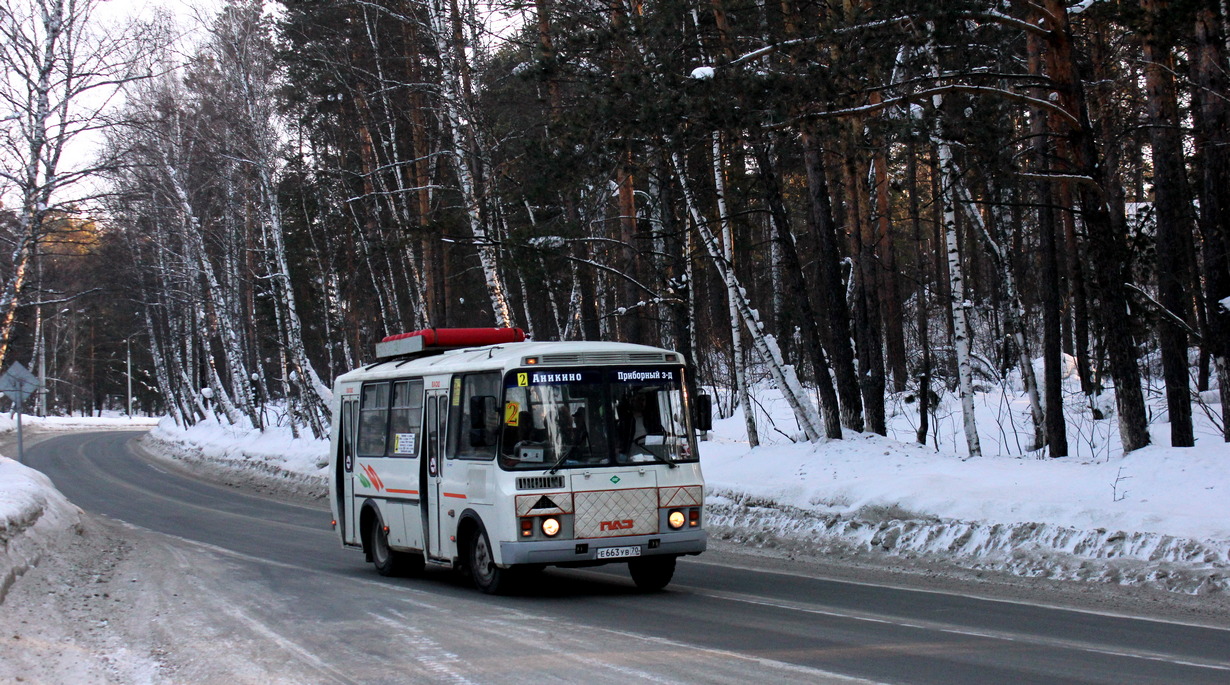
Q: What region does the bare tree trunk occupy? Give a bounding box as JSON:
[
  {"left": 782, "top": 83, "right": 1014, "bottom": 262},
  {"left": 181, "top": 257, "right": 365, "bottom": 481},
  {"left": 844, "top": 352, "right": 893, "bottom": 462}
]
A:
[
  {"left": 1142, "top": 0, "right": 1196, "bottom": 447},
  {"left": 800, "top": 128, "right": 864, "bottom": 431},
  {"left": 752, "top": 137, "right": 842, "bottom": 438},
  {"left": 1194, "top": 0, "right": 1230, "bottom": 440},
  {"left": 403, "top": 16, "right": 445, "bottom": 326},
  {"left": 672, "top": 151, "right": 824, "bottom": 442},
  {"left": 256, "top": 162, "right": 332, "bottom": 437},
  {"left": 1042, "top": 0, "right": 1150, "bottom": 452},
  {"left": 1033, "top": 133, "right": 1069, "bottom": 456},
  {"left": 925, "top": 28, "right": 981, "bottom": 456},
  {"left": 870, "top": 119, "right": 907, "bottom": 393},
  {"left": 426, "top": 0, "right": 513, "bottom": 327},
  {"left": 845, "top": 150, "right": 887, "bottom": 436},
  {"left": 1029, "top": 29, "right": 1069, "bottom": 456},
  {"left": 1060, "top": 177, "right": 1095, "bottom": 396},
  {"left": 160, "top": 151, "right": 259, "bottom": 427},
  {"left": 935, "top": 136, "right": 982, "bottom": 457},
  {"left": 950, "top": 175, "right": 1046, "bottom": 451},
  {"left": 616, "top": 149, "right": 645, "bottom": 344},
  {"left": 907, "top": 138, "right": 932, "bottom": 446},
  {"left": 713, "top": 132, "right": 759, "bottom": 446}
]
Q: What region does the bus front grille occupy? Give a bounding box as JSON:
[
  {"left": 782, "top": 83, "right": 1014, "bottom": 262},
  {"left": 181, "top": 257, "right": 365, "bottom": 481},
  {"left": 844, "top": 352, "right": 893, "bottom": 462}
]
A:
[{"left": 574, "top": 487, "right": 658, "bottom": 538}]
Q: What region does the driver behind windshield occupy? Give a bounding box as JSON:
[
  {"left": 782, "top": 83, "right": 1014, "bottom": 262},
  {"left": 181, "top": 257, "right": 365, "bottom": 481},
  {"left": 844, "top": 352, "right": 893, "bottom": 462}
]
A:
[{"left": 616, "top": 390, "right": 663, "bottom": 462}]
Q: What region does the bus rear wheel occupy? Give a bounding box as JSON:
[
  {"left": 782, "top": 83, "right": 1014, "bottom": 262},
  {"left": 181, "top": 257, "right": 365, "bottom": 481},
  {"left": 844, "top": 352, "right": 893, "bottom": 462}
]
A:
[
  {"left": 469, "top": 528, "right": 513, "bottom": 594},
  {"left": 629, "top": 556, "right": 676, "bottom": 591},
  {"left": 369, "top": 522, "right": 423, "bottom": 577}
]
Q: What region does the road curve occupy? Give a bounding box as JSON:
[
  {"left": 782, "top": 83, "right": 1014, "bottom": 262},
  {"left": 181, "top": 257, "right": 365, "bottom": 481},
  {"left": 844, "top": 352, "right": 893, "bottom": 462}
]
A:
[{"left": 25, "top": 430, "right": 1230, "bottom": 684}]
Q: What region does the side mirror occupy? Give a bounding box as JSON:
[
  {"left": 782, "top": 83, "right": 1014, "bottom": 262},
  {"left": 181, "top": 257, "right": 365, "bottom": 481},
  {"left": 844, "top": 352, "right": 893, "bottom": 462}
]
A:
[{"left": 694, "top": 394, "right": 713, "bottom": 432}]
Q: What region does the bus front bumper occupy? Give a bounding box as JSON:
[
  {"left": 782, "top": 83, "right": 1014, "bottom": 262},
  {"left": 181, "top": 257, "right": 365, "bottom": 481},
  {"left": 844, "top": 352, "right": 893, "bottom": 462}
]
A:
[{"left": 499, "top": 529, "right": 706, "bottom": 566}]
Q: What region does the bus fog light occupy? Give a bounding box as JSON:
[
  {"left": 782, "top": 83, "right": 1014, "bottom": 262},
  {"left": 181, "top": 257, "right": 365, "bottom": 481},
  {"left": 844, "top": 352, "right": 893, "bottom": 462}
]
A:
[
  {"left": 541, "top": 517, "right": 561, "bottom": 537},
  {"left": 668, "top": 510, "right": 686, "bottom": 530}
]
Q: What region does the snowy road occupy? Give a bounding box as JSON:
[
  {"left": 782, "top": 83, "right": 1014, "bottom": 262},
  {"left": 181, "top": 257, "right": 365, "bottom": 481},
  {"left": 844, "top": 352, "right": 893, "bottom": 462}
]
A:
[{"left": 18, "top": 431, "right": 1230, "bottom": 684}]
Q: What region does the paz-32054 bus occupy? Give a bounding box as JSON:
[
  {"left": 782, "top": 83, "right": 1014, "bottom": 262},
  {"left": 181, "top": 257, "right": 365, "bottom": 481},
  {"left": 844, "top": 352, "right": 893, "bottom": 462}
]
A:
[{"left": 327, "top": 327, "right": 710, "bottom": 593}]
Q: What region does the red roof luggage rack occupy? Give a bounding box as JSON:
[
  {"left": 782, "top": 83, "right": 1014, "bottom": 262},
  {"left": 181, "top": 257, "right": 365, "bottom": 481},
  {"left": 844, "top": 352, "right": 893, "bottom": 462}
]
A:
[{"left": 374, "top": 327, "right": 526, "bottom": 360}]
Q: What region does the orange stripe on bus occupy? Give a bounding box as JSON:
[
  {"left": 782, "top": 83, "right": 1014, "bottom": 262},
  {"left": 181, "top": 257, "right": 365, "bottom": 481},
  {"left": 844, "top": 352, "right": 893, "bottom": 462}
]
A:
[
  {"left": 386, "top": 489, "right": 418, "bottom": 495},
  {"left": 443, "top": 492, "right": 467, "bottom": 499}
]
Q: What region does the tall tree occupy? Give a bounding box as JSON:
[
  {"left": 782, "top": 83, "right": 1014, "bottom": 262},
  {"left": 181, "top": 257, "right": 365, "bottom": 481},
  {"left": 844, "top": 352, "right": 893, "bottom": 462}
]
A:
[
  {"left": 1140, "top": 0, "right": 1195, "bottom": 447},
  {"left": 1192, "top": 0, "right": 1230, "bottom": 440},
  {"left": 1042, "top": 0, "right": 1151, "bottom": 452},
  {"left": 0, "top": 0, "right": 149, "bottom": 369}
]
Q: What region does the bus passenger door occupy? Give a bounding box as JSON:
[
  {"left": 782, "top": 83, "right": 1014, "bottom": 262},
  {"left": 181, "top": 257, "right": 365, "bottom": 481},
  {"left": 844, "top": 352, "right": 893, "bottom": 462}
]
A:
[
  {"left": 422, "top": 389, "right": 448, "bottom": 560},
  {"left": 341, "top": 398, "right": 359, "bottom": 545}
]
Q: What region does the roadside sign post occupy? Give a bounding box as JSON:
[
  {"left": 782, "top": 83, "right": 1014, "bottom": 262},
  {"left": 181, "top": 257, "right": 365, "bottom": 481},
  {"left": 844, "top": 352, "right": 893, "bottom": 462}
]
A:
[{"left": 0, "top": 362, "right": 43, "bottom": 464}]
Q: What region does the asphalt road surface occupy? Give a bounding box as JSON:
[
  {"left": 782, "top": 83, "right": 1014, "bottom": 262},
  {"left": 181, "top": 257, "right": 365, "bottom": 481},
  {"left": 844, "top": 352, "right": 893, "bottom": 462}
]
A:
[{"left": 24, "top": 430, "right": 1230, "bottom": 684}]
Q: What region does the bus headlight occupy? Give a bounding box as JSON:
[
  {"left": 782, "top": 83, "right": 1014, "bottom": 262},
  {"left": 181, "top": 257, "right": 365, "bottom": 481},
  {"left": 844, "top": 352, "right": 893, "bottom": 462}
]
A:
[
  {"left": 668, "top": 510, "right": 686, "bottom": 530},
  {"left": 541, "top": 517, "right": 561, "bottom": 537}
]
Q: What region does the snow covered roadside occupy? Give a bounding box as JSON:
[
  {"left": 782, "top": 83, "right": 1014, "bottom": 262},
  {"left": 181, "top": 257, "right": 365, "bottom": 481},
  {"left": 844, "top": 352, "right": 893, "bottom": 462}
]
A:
[
  {"left": 0, "top": 415, "right": 158, "bottom": 604},
  {"left": 704, "top": 432, "right": 1230, "bottom": 595},
  {"left": 702, "top": 365, "right": 1230, "bottom": 596},
  {"left": 0, "top": 456, "right": 83, "bottom": 603},
  {"left": 142, "top": 415, "right": 329, "bottom": 501}
]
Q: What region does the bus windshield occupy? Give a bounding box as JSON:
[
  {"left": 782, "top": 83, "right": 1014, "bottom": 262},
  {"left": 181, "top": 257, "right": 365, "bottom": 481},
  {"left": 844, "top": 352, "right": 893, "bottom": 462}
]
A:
[{"left": 499, "top": 367, "right": 696, "bottom": 470}]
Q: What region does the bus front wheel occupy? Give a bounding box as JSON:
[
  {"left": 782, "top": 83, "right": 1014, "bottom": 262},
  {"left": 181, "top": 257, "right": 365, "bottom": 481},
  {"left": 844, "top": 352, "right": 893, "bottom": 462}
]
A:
[
  {"left": 469, "top": 528, "right": 512, "bottom": 594},
  {"left": 629, "top": 556, "right": 676, "bottom": 591}
]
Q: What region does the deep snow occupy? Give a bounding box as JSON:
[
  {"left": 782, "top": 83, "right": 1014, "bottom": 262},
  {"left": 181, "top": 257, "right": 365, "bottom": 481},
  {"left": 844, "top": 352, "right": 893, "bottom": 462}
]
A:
[
  {"left": 3, "top": 368, "right": 1228, "bottom": 598},
  {"left": 0, "top": 415, "right": 159, "bottom": 603}
]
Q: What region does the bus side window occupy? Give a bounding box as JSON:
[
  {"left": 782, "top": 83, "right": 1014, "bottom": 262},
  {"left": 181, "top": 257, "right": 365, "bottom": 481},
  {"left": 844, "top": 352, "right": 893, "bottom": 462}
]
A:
[
  {"left": 357, "top": 382, "right": 390, "bottom": 457},
  {"left": 341, "top": 398, "right": 357, "bottom": 472},
  {"left": 388, "top": 380, "right": 424, "bottom": 457},
  {"left": 448, "top": 372, "right": 500, "bottom": 460}
]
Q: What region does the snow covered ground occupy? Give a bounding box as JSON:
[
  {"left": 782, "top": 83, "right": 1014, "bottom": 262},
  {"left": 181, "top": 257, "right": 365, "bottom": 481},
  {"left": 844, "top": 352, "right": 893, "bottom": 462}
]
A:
[
  {"left": 3, "top": 368, "right": 1228, "bottom": 600},
  {"left": 701, "top": 359, "right": 1230, "bottom": 594},
  {"left": 0, "top": 415, "right": 159, "bottom": 604}
]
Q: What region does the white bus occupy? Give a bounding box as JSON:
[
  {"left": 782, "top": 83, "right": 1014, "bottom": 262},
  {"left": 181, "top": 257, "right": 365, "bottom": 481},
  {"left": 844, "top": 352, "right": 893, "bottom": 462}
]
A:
[{"left": 327, "top": 327, "right": 710, "bottom": 593}]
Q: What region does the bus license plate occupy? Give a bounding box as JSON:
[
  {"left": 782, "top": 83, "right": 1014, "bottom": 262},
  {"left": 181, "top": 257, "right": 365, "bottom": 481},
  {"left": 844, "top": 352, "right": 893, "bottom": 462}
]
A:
[{"left": 596, "top": 545, "right": 641, "bottom": 559}]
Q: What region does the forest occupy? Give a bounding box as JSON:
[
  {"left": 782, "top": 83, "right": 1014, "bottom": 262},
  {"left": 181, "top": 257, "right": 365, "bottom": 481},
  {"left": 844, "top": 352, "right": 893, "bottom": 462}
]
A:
[{"left": 1, "top": 0, "right": 1227, "bottom": 455}]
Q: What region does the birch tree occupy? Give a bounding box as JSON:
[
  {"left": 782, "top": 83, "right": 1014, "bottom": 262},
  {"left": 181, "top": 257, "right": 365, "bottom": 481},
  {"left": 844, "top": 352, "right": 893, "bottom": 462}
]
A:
[
  {"left": 0, "top": 0, "right": 149, "bottom": 369},
  {"left": 207, "top": 2, "right": 332, "bottom": 436},
  {"left": 924, "top": 29, "right": 982, "bottom": 458},
  {"left": 671, "top": 149, "right": 824, "bottom": 443},
  {"left": 712, "top": 131, "right": 758, "bottom": 446},
  {"left": 425, "top": 0, "right": 513, "bottom": 327}
]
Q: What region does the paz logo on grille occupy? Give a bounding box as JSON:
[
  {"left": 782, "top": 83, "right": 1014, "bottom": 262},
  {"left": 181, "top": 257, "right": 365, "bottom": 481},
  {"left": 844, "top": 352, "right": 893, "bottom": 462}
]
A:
[{"left": 574, "top": 488, "right": 658, "bottom": 538}]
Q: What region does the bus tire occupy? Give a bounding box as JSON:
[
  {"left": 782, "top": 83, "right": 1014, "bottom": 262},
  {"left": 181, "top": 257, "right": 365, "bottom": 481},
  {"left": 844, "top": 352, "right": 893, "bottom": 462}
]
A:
[
  {"left": 629, "top": 555, "right": 676, "bottom": 591},
  {"left": 369, "top": 518, "right": 422, "bottom": 577},
  {"left": 468, "top": 527, "right": 512, "bottom": 594}
]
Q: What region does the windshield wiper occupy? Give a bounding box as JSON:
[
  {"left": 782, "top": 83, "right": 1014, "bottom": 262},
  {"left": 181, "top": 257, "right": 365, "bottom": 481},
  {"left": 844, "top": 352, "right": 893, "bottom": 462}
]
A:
[
  {"left": 546, "top": 443, "right": 575, "bottom": 474},
  {"left": 632, "top": 436, "right": 677, "bottom": 468},
  {"left": 548, "top": 429, "right": 591, "bottom": 474}
]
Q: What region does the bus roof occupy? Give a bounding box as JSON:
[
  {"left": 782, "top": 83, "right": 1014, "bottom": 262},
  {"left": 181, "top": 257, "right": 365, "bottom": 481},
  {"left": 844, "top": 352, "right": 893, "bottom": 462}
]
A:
[{"left": 334, "top": 340, "right": 684, "bottom": 389}]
